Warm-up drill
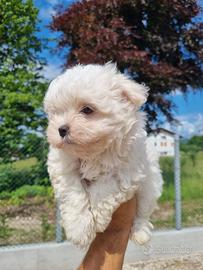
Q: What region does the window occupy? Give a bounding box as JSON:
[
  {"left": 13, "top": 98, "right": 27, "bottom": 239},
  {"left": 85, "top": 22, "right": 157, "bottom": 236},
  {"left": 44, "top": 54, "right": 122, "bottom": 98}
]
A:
[
  {"left": 161, "top": 142, "right": 167, "bottom": 147},
  {"left": 161, "top": 135, "right": 166, "bottom": 139}
]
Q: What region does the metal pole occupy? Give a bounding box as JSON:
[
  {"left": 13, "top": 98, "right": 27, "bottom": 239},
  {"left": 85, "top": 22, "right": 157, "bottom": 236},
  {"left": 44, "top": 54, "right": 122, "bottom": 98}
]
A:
[
  {"left": 56, "top": 199, "right": 63, "bottom": 243},
  {"left": 174, "top": 133, "right": 182, "bottom": 230}
]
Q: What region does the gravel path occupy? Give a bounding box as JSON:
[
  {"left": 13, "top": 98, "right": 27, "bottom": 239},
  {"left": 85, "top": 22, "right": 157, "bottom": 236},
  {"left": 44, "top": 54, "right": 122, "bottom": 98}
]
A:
[{"left": 123, "top": 252, "right": 203, "bottom": 270}]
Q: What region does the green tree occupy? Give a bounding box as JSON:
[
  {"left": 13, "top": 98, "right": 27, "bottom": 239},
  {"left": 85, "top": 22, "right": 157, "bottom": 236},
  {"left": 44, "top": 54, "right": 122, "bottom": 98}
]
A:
[
  {"left": 0, "top": 0, "right": 47, "bottom": 162},
  {"left": 188, "top": 136, "right": 203, "bottom": 151},
  {"left": 181, "top": 135, "right": 203, "bottom": 166}
]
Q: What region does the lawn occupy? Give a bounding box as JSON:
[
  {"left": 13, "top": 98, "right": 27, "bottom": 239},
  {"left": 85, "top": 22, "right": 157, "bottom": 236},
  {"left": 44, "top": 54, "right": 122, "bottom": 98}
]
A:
[
  {"left": 152, "top": 151, "right": 203, "bottom": 229},
  {"left": 12, "top": 157, "right": 37, "bottom": 170}
]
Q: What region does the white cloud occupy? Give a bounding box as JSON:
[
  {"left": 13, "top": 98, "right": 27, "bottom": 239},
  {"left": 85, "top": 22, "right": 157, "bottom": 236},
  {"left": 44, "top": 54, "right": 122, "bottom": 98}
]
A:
[
  {"left": 161, "top": 113, "right": 203, "bottom": 138},
  {"left": 42, "top": 63, "right": 62, "bottom": 80},
  {"left": 171, "top": 89, "right": 183, "bottom": 96},
  {"left": 177, "top": 113, "right": 203, "bottom": 137},
  {"left": 39, "top": 7, "right": 57, "bottom": 20},
  {"left": 39, "top": 0, "right": 77, "bottom": 20}
]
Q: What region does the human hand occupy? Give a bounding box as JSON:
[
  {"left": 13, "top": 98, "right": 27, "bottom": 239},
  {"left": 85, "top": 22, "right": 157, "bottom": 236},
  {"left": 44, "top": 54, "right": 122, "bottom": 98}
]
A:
[{"left": 77, "top": 197, "right": 136, "bottom": 270}]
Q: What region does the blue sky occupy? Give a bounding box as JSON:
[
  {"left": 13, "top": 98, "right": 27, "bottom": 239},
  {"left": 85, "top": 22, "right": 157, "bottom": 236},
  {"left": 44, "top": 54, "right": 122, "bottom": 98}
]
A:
[{"left": 34, "top": 0, "right": 203, "bottom": 138}]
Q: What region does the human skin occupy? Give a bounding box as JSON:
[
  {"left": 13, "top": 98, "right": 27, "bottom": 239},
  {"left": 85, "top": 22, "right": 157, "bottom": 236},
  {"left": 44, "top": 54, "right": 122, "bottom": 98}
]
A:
[{"left": 77, "top": 197, "right": 136, "bottom": 270}]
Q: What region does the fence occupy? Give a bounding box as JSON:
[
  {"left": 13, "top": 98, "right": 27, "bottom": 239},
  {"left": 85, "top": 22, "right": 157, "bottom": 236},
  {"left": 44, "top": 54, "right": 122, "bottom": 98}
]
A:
[{"left": 0, "top": 133, "right": 202, "bottom": 247}]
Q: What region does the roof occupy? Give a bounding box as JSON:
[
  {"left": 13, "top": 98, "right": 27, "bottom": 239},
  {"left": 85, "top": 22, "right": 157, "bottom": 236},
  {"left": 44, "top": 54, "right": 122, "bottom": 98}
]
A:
[{"left": 151, "top": 128, "right": 176, "bottom": 135}]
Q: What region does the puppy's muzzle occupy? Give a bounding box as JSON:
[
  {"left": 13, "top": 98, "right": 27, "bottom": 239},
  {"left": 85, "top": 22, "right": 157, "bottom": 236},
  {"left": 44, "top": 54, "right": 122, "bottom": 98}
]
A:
[{"left": 58, "top": 125, "right": 69, "bottom": 138}]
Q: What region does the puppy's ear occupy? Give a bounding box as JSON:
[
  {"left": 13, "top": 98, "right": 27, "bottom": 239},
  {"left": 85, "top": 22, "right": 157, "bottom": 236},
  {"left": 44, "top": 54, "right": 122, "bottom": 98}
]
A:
[{"left": 121, "top": 79, "right": 148, "bottom": 107}]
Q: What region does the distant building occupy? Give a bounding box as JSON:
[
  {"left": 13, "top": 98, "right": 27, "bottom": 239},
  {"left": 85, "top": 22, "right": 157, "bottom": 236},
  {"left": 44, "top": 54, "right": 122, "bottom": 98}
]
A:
[{"left": 147, "top": 128, "right": 175, "bottom": 157}]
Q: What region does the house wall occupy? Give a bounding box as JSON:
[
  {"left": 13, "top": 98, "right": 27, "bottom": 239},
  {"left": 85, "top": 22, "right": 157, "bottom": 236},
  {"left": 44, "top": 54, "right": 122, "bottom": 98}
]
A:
[{"left": 147, "top": 131, "right": 175, "bottom": 157}]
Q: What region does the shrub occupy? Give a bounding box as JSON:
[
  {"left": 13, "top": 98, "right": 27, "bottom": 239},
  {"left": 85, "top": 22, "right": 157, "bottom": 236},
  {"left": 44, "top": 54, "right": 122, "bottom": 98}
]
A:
[
  {"left": 0, "top": 191, "right": 11, "bottom": 200},
  {"left": 0, "top": 157, "right": 50, "bottom": 193},
  {"left": 31, "top": 160, "right": 50, "bottom": 186},
  {"left": 11, "top": 185, "right": 48, "bottom": 199},
  {"left": 159, "top": 156, "right": 174, "bottom": 186},
  {"left": 0, "top": 164, "right": 34, "bottom": 192},
  {"left": 0, "top": 185, "right": 54, "bottom": 206}
]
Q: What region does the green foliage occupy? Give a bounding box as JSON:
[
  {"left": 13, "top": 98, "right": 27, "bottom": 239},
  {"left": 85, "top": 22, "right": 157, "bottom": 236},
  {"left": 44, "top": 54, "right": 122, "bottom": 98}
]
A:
[
  {"left": 21, "top": 134, "right": 47, "bottom": 161},
  {"left": 181, "top": 178, "right": 203, "bottom": 201},
  {"left": 160, "top": 156, "right": 174, "bottom": 186},
  {"left": 180, "top": 136, "right": 203, "bottom": 154},
  {"left": 0, "top": 0, "right": 41, "bottom": 63},
  {"left": 0, "top": 214, "right": 12, "bottom": 240},
  {"left": 0, "top": 185, "right": 53, "bottom": 206},
  {"left": 187, "top": 136, "right": 203, "bottom": 150},
  {"left": 0, "top": 164, "right": 34, "bottom": 192},
  {"left": 160, "top": 183, "right": 175, "bottom": 202},
  {"left": 17, "top": 136, "right": 50, "bottom": 186},
  {"left": 160, "top": 135, "right": 203, "bottom": 202},
  {"left": 0, "top": 147, "right": 49, "bottom": 193},
  {"left": 10, "top": 185, "right": 49, "bottom": 199},
  {"left": 181, "top": 136, "right": 203, "bottom": 166},
  {"left": 30, "top": 139, "right": 49, "bottom": 186},
  {"left": 160, "top": 178, "right": 203, "bottom": 202},
  {"left": 41, "top": 214, "right": 55, "bottom": 241},
  {"left": 0, "top": 191, "right": 11, "bottom": 200},
  {"left": 160, "top": 150, "right": 203, "bottom": 202},
  {"left": 0, "top": 0, "right": 47, "bottom": 162}
]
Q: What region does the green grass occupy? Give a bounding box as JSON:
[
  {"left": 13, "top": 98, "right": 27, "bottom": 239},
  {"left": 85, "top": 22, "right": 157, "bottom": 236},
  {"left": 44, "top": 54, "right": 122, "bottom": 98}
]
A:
[
  {"left": 152, "top": 199, "right": 203, "bottom": 229},
  {"left": 160, "top": 178, "right": 203, "bottom": 202},
  {"left": 0, "top": 185, "right": 54, "bottom": 206},
  {"left": 0, "top": 157, "right": 38, "bottom": 171},
  {"left": 12, "top": 157, "right": 38, "bottom": 170},
  {"left": 160, "top": 151, "right": 203, "bottom": 202},
  {"left": 153, "top": 151, "right": 203, "bottom": 229}
]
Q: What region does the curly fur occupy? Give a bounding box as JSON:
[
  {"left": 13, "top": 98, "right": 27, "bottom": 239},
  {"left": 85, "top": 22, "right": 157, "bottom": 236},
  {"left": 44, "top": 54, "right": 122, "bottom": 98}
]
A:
[{"left": 44, "top": 63, "right": 163, "bottom": 248}]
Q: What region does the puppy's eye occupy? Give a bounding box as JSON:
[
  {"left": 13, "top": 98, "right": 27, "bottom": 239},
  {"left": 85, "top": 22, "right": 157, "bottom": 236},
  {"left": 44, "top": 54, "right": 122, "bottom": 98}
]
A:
[{"left": 80, "top": 106, "right": 94, "bottom": 115}]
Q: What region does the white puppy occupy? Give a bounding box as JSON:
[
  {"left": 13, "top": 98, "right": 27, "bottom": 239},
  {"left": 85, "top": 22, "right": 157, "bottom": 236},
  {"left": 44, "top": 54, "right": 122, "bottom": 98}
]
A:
[{"left": 44, "top": 63, "right": 163, "bottom": 248}]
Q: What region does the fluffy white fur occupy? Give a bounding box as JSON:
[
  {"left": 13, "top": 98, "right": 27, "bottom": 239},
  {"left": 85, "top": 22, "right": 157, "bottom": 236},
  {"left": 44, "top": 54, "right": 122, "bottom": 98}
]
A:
[{"left": 44, "top": 63, "right": 163, "bottom": 248}]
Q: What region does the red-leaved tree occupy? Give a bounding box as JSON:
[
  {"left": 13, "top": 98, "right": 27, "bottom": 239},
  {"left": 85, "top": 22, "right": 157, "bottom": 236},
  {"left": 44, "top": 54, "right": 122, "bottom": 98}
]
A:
[{"left": 51, "top": 0, "right": 203, "bottom": 127}]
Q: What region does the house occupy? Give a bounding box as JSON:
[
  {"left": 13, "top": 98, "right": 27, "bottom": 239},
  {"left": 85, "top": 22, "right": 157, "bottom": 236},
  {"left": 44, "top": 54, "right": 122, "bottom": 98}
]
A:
[{"left": 147, "top": 128, "right": 175, "bottom": 157}]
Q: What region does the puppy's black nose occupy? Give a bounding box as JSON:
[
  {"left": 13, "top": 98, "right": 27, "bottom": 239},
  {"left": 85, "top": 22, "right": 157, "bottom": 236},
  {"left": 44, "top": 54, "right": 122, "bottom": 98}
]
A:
[{"left": 58, "top": 125, "right": 69, "bottom": 138}]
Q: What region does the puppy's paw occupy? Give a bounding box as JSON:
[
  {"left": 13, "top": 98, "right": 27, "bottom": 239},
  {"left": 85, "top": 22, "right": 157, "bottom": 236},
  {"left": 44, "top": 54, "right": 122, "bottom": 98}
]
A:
[
  {"left": 130, "top": 219, "right": 153, "bottom": 245},
  {"left": 63, "top": 210, "right": 96, "bottom": 249},
  {"left": 130, "top": 229, "right": 151, "bottom": 245}
]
